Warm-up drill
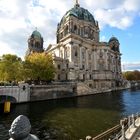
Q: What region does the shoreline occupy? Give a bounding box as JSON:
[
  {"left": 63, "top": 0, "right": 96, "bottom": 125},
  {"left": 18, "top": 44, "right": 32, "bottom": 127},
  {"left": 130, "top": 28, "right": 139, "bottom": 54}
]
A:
[{"left": 0, "top": 84, "right": 130, "bottom": 105}]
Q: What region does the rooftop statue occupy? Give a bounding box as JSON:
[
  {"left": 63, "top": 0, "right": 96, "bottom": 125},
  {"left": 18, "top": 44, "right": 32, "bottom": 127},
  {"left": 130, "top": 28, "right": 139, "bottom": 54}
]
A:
[{"left": 9, "top": 115, "right": 39, "bottom": 140}]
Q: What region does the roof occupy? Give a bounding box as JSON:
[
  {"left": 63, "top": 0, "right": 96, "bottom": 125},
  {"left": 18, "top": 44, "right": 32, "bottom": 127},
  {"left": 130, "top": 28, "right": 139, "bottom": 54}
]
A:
[
  {"left": 59, "top": 4, "right": 95, "bottom": 26},
  {"left": 31, "top": 30, "right": 42, "bottom": 39},
  {"left": 109, "top": 37, "right": 119, "bottom": 43}
]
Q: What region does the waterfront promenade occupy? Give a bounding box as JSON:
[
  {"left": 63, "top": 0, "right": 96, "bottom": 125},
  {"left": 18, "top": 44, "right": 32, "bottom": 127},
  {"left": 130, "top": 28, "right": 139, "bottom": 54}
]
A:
[{"left": 89, "top": 113, "right": 140, "bottom": 140}]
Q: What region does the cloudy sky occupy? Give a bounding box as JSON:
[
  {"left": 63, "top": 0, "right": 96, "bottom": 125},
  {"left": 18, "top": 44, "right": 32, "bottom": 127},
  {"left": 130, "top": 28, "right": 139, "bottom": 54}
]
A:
[{"left": 0, "top": 0, "right": 140, "bottom": 71}]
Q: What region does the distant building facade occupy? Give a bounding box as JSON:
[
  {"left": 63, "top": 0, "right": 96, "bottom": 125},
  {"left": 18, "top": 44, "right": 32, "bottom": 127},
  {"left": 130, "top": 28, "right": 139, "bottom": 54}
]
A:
[{"left": 27, "top": 1, "right": 123, "bottom": 89}]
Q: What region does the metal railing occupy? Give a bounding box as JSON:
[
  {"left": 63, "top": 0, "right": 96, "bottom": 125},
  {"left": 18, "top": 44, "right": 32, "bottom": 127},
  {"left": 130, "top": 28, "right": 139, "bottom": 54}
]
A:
[{"left": 90, "top": 113, "right": 139, "bottom": 140}]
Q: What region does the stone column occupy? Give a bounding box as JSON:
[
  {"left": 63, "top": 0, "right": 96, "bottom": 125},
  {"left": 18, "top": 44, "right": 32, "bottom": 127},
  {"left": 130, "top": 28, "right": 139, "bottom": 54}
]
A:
[
  {"left": 86, "top": 49, "right": 89, "bottom": 70},
  {"left": 79, "top": 46, "right": 82, "bottom": 69}
]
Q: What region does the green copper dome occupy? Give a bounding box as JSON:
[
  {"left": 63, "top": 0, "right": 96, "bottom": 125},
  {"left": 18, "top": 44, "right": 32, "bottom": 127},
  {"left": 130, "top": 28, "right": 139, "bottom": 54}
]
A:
[
  {"left": 60, "top": 5, "right": 95, "bottom": 25},
  {"left": 31, "top": 30, "right": 42, "bottom": 39},
  {"left": 109, "top": 37, "right": 119, "bottom": 43}
]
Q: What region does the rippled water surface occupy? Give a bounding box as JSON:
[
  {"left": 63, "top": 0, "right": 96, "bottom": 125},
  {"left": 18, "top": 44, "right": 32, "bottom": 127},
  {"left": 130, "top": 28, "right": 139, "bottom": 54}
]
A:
[{"left": 0, "top": 88, "right": 140, "bottom": 140}]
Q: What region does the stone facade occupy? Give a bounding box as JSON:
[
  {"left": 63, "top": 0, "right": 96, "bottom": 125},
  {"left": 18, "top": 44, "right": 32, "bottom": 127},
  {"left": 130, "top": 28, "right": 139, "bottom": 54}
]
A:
[
  {"left": 46, "top": 2, "right": 123, "bottom": 90},
  {"left": 27, "top": 1, "right": 123, "bottom": 90}
]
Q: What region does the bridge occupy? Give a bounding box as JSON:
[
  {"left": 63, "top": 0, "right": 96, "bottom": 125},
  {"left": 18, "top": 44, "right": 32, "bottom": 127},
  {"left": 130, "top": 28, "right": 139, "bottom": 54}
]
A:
[
  {"left": 0, "top": 84, "right": 30, "bottom": 103},
  {"left": 0, "top": 82, "right": 77, "bottom": 104}
]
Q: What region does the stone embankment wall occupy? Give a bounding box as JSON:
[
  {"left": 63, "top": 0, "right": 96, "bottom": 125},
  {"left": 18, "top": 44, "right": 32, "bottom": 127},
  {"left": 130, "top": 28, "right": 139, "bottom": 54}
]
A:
[
  {"left": 30, "top": 84, "right": 76, "bottom": 101},
  {"left": 0, "top": 83, "right": 30, "bottom": 103},
  {"left": 76, "top": 82, "right": 128, "bottom": 96},
  {"left": 0, "top": 82, "right": 128, "bottom": 103}
]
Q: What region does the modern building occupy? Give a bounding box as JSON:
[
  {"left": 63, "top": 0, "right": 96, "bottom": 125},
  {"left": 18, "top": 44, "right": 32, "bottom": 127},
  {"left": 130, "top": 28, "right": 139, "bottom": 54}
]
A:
[{"left": 27, "top": 0, "right": 123, "bottom": 89}]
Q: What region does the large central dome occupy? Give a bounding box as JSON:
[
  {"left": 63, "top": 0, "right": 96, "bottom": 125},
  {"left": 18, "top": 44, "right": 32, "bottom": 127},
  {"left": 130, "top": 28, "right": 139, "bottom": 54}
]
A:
[{"left": 60, "top": 4, "right": 95, "bottom": 26}]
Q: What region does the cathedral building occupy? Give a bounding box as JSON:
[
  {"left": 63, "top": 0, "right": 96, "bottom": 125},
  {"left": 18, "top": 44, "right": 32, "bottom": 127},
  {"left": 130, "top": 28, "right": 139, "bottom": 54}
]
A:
[{"left": 27, "top": 1, "right": 123, "bottom": 89}]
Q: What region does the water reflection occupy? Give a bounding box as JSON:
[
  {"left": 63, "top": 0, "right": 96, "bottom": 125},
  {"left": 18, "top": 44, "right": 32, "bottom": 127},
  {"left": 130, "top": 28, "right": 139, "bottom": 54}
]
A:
[
  {"left": 122, "top": 88, "right": 140, "bottom": 116},
  {"left": 0, "top": 89, "right": 140, "bottom": 139}
]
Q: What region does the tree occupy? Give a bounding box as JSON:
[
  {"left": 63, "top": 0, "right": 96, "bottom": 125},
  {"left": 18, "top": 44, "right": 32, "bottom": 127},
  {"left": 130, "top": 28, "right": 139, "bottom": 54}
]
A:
[
  {"left": 0, "top": 54, "right": 23, "bottom": 82},
  {"left": 23, "top": 53, "right": 55, "bottom": 82},
  {"left": 123, "top": 70, "right": 140, "bottom": 81}
]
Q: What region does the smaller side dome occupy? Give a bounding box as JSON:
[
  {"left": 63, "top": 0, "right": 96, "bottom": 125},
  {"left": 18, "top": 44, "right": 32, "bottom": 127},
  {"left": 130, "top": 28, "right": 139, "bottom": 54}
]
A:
[
  {"left": 31, "top": 30, "right": 42, "bottom": 39},
  {"left": 109, "top": 37, "right": 119, "bottom": 43},
  {"left": 27, "top": 30, "right": 44, "bottom": 56},
  {"left": 108, "top": 36, "right": 120, "bottom": 52}
]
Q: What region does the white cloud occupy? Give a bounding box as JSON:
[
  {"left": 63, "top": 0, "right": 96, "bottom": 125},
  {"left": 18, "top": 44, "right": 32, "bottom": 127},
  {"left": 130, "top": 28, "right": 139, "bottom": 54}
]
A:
[
  {"left": 124, "top": 0, "right": 140, "bottom": 12},
  {"left": 0, "top": 0, "right": 140, "bottom": 58},
  {"left": 122, "top": 62, "right": 140, "bottom": 71},
  {"left": 94, "top": 7, "right": 134, "bottom": 29},
  {"left": 0, "top": 42, "right": 16, "bottom": 56},
  {"left": 100, "top": 36, "right": 106, "bottom": 42}
]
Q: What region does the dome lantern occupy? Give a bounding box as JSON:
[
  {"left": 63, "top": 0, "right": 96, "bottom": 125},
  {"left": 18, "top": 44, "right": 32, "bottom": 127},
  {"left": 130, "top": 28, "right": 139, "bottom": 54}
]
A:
[{"left": 75, "top": 0, "right": 80, "bottom": 7}]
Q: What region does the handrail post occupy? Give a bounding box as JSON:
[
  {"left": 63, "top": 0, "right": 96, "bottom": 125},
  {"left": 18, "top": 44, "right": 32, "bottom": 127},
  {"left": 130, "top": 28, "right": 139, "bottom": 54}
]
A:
[
  {"left": 128, "top": 116, "right": 131, "bottom": 132},
  {"left": 86, "top": 136, "right": 92, "bottom": 140},
  {"left": 136, "top": 112, "right": 139, "bottom": 119},
  {"left": 120, "top": 120, "right": 126, "bottom": 140},
  {"left": 136, "top": 112, "right": 139, "bottom": 124},
  {"left": 132, "top": 114, "right": 135, "bottom": 128}
]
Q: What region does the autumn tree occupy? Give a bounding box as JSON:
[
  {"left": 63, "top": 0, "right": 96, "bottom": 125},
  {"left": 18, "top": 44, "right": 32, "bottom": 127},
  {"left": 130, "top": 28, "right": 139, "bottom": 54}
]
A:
[
  {"left": 123, "top": 70, "right": 140, "bottom": 81},
  {"left": 23, "top": 53, "right": 55, "bottom": 82},
  {"left": 0, "top": 54, "right": 23, "bottom": 82}
]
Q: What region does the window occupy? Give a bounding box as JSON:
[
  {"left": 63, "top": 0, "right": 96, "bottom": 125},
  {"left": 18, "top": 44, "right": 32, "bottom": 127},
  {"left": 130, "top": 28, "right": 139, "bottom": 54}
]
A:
[
  {"left": 58, "top": 74, "right": 60, "bottom": 80},
  {"left": 66, "top": 74, "right": 68, "bottom": 80},
  {"left": 66, "top": 63, "right": 69, "bottom": 68},
  {"left": 60, "top": 50, "right": 63, "bottom": 58},
  {"left": 74, "top": 25, "right": 77, "bottom": 33},
  {"left": 83, "top": 74, "right": 85, "bottom": 80},
  {"left": 58, "top": 64, "right": 61, "bottom": 69},
  {"left": 81, "top": 27, "right": 83, "bottom": 36},
  {"left": 84, "top": 27, "right": 89, "bottom": 37},
  {"left": 89, "top": 84, "right": 92, "bottom": 88},
  {"left": 75, "top": 51, "right": 78, "bottom": 57},
  {"left": 89, "top": 53, "right": 91, "bottom": 60},
  {"left": 82, "top": 52, "right": 85, "bottom": 59},
  {"left": 35, "top": 42, "right": 40, "bottom": 48},
  {"left": 65, "top": 48, "right": 68, "bottom": 58},
  {"left": 64, "top": 25, "right": 68, "bottom": 36},
  {"left": 99, "top": 63, "right": 104, "bottom": 70},
  {"left": 90, "top": 74, "right": 92, "bottom": 80}
]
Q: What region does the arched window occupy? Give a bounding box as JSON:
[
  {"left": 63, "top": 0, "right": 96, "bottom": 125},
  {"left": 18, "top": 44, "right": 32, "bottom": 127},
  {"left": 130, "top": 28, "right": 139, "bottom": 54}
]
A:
[
  {"left": 60, "top": 50, "right": 63, "bottom": 58},
  {"left": 60, "top": 32, "right": 63, "bottom": 39},
  {"left": 84, "top": 27, "right": 89, "bottom": 37},
  {"left": 74, "top": 25, "right": 77, "bottom": 34},
  {"left": 81, "top": 27, "right": 83, "bottom": 36},
  {"left": 58, "top": 74, "right": 60, "bottom": 80},
  {"left": 74, "top": 46, "right": 78, "bottom": 57},
  {"left": 64, "top": 25, "right": 68, "bottom": 36},
  {"left": 35, "top": 42, "right": 40, "bottom": 48}
]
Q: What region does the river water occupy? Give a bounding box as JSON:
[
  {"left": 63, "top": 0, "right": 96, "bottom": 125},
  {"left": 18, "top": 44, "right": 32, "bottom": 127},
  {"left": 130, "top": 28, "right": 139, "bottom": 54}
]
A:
[{"left": 0, "top": 88, "right": 140, "bottom": 140}]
